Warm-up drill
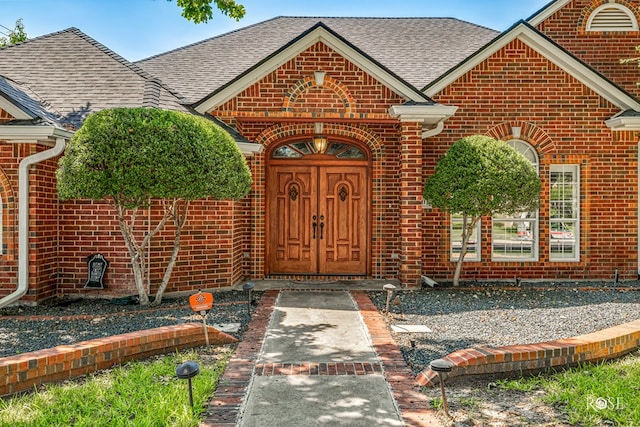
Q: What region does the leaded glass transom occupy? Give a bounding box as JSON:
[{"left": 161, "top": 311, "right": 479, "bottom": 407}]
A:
[{"left": 272, "top": 141, "right": 366, "bottom": 159}]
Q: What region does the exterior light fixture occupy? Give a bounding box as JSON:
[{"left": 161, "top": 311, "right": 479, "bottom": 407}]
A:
[
  {"left": 176, "top": 361, "right": 200, "bottom": 407},
  {"left": 242, "top": 282, "right": 255, "bottom": 315},
  {"left": 313, "top": 122, "right": 328, "bottom": 154},
  {"left": 383, "top": 283, "right": 396, "bottom": 314},
  {"left": 430, "top": 359, "right": 454, "bottom": 418}
]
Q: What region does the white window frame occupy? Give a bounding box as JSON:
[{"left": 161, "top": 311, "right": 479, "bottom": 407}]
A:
[
  {"left": 450, "top": 214, "right": 481, "bottom": 262},
  {"left": 549, "top": 165, "right": 580, "bottom": 262},
  {"left": 586, "top": 3, "right": 638, "bottom": 32},
  {"left": 491, "top": 140, "right": 539, "bottom": 262}
]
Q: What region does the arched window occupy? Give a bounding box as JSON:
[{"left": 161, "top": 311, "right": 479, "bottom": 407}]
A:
[
  {"left": 271, "top": 140, "right": 367, "bottom": 160},
  {"left": 491, "top": 140, "right": 539, "bottom": 262},
  {"left": 586, "top": 3, "right": 638, "bottom": 31}
]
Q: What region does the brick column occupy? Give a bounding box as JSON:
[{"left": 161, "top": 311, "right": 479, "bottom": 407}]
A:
[{"left": 399, "top": 121, "right": 423, "bottom": 287}]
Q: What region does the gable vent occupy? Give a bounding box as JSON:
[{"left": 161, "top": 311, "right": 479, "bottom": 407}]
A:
[{"left": 587, "top": 5, "right": 638, "bottom": 31}]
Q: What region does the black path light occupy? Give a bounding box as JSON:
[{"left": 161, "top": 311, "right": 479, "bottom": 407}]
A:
[
  {"left": 176, "top": 361, "right": 200, "bottom": 408},
  {"left": 430, "top": 359, "right": 454, "bottom": 418},
  {"left": 243, "top": 282, "right": 255, "bottom": 315}
]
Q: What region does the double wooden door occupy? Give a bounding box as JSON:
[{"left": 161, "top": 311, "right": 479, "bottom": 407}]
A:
[{"left": 268, "top": 164, "right": 368, "bottom": 275}]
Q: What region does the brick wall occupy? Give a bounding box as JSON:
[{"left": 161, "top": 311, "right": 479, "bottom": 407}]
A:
[
  {"left": 0, "top": 144, "right": 19, "bottom": 297},
  {"left": 211, "top": 41, "right": 408, "bottom": 281},
  {"left": 58, "top": 197, "right": 251, "bottom": 298},
  {"left": 537, "top": 0, "right": 640, "bottom": 98},
  {"left": 0, "top": 323, "right": 237, "bottom": 397},
  {"left": 0, "top": 108, "right": 13, "bottom": 124},
  {"left": 424, "top": 37, "right": 638, "bottom": 282},
  {"left": 29, "top": 153, "right": 61, "bottom": 302},
  {"left": 417, "top": 318, "right": 640, "bottom": 387}
]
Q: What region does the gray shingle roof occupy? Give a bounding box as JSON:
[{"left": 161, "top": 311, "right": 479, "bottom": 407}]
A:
[
  {"left": 137, "top": 17, "right": 499, "bottom": 105},
  {"left": 0, "top": 28, "right": 187, "bottom": 129},
  {"left": 0, "top": 75, "right": 65, "bottom": 126}
]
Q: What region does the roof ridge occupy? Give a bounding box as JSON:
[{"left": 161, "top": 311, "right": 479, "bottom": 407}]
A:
[
  {"left": 0, "top": 27, "right": 80, "bottom": 51},
  {"left": 137, "top": 16, "right": 286, "bottom": 63},
  {"left": 65, "top": 28, "right": 187, "bottom": 102},
  {"left": 136, "top": 16, "right": 498, "bottom": 64}
]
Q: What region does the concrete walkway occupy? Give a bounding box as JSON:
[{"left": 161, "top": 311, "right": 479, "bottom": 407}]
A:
[{"left": 202, "top": 290, "right": 441, "bottom": 426}]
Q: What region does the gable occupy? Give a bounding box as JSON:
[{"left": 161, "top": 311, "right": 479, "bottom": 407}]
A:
[
  {"left": 527, "top": 0, "right": 572, "bottom": 27},
  {"left": 138, "top": 17, "right": 497, "bottom": 105},
  {"left": 211, "top": 41, "right": 408, "bottom": 119},
  {"left": 194, "top": 23, "right": 434, "bottom": 114},
  {"left": 424, "top": 21, "right": 640, "bottom": 114},
  {"left": 0, "top": 78, "right": 34, "bottom": 121},
  {"left": 0, "top": 28, "right": 187, "bottom": 130},
  {"left": 527, "top": 1, "right": 640, "bottom": 98},
  {"left": 0, "top": 108, "right": 15, "bottom": 123}
]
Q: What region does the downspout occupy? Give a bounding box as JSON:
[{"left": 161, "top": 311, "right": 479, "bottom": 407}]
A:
[
  {"left": 0, "top": 137, "right": 66, "bottom": 308},
  {"left": 422, "top": 120, "right": 445, "bottom": 139}
]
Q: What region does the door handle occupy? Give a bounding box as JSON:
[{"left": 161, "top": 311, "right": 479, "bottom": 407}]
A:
[
  {"left": 319, "top": 215, "right": 324, "bottom": 240},
  {"left": 312, "top": 215, "right": 317, "bottom": 239}
]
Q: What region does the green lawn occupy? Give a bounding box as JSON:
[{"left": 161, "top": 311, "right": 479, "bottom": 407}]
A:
[
  {"left": 0, "top": 348, "right": 231, "bottom": 427},
  {"left": 499, "top": 352, "right": 640, "bottom": 426}
]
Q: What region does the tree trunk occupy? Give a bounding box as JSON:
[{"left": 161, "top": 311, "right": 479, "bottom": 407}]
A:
[
  {"left": 453, "top": 214, "right": 478, "bottom": 287},
  {"left": 113, "top": 199, "right": 173, "bottom": 306},
  {"left": 153, "top": 199, "right": 189, "bottom": 305}
]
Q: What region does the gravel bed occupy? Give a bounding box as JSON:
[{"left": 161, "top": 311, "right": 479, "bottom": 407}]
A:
[
  {"left": 0, "top": 291, "right": 258, "bottom": 358},
  {"left": 368, "top": 285, "right": 640, "bottom": 374}
]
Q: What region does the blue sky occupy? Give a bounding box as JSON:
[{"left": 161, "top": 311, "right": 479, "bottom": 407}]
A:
[{"left": 0, "top": 0, "right": 551, "bottom": 61}]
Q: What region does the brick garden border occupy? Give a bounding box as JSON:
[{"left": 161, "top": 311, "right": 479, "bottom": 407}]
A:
[
  {"left": 202, "top": 290, "right": 443, "bottom": 427},
  {"left": 0, "top": 323, "right": 237, "bottom": 397},
  {"left": 417, "top": 319, "right": 640, "bottom": 387}
]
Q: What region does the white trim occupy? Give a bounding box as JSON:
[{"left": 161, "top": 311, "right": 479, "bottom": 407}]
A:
[
  {"left": 237, "top": 141, "right": 264, "bottom": 155},
  {"left": 195, "top": 26, "right": 430, "bottom": 113},
  {"left": 528, "top": 0, "right": 571, "bottom": 27},
  {"left": 549, "top": 164, "right": 580, "bottom": 262},
  {"left": 0, "top": 97, "right": 34, "bottom": 121},
  {"left": 388, "top": 104, "right": 458, "bottom": 126},
  {"left": 586, "top": 3, "right": 638, "bottom": 32},
  {"left": 0, "top": 125, "right": 74, "bottom": 143},
  {"left": 424, "top": 23, "right": 640, "bottom": 112},
  {"left": 605, "top": 115, "right": 640, "bottom": 130}
]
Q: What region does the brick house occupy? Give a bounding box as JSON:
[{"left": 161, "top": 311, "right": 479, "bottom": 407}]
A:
[{"left": 1, "top": 0, "right": 640, "bottom": 305}]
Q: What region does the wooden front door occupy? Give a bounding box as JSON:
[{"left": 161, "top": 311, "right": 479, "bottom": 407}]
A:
[{"left": 268, "top": 163, "right": 369, "bottom": 276}]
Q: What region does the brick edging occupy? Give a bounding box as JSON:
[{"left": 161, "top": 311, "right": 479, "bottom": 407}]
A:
[
  {"left": 0, "top": 323, "right": 237, "bottom": 397},
  {"left": 351, "top": 291, "right": 442, "bottom": 427},
  {"left": 417, "top": 319, "right": 640, "bottom": 387}
]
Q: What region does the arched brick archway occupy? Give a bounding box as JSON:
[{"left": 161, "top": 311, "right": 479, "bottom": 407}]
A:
[
  {"left": 485, "top": 121, "right": 557, "bottom": 157},
  {"left": 251, "top": 123, "right": 385, "bottom": 279}
]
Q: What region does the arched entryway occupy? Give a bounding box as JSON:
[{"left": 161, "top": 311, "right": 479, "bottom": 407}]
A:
[{"left": 266, "top": 138, "right": 371, "bottom": 276}]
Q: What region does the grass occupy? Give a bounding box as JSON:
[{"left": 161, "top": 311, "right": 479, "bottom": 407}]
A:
[
  {"left": 0, "top": 348, "right": 231, "bottom": 427},
  {"left": 497, "top": 352, "right": 640, "bottom": 427}
]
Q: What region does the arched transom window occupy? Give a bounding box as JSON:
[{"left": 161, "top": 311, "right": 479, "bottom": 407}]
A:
[{"left": 272, "top": 140, "right": 367, "bottom": 160}]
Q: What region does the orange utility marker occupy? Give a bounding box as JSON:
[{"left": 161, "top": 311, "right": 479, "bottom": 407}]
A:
[{"left": 189, "top": 291, "right": 214, "bottom": 348}]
